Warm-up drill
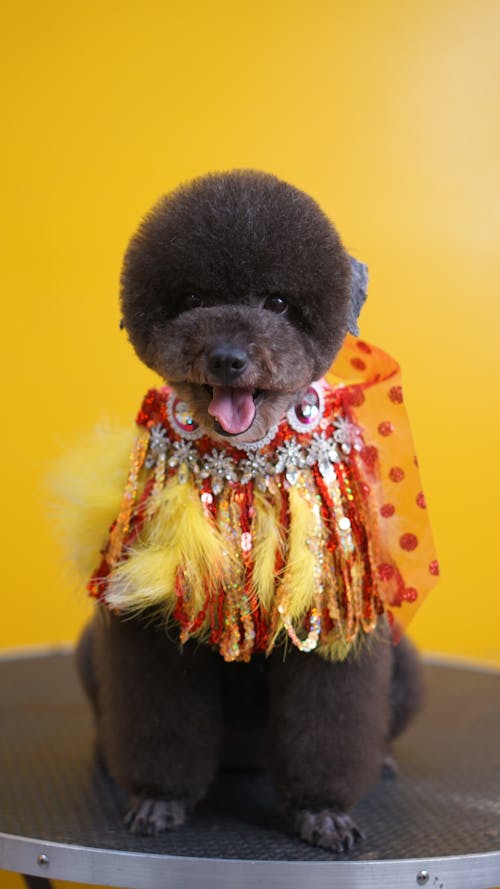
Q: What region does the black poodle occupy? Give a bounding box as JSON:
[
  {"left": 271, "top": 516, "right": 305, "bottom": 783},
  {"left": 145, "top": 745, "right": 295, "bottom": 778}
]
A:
[{"left": 76, "top": 170, "right": 423, "bottom": 852}]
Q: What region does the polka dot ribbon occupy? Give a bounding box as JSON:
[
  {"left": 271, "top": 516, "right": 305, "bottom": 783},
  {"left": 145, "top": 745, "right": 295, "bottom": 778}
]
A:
[{"left": 326, "top": 335, "right": 439, "bottom": 634}]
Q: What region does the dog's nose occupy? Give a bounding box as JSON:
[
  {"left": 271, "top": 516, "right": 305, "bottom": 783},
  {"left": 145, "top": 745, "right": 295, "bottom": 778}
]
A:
[{"left": 207, "top": 346, "right": 249, "bottom": 381}]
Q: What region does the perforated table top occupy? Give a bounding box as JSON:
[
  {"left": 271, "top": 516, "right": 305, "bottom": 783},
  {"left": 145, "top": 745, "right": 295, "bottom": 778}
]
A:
[{"left": 0, "top": 652, "right": 499, "bottom": 889}]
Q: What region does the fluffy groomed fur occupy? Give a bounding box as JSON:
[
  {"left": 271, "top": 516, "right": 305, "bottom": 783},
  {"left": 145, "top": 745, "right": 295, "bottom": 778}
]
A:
[
  {"left": 77, "top": 170, "right": 423, "bottom": 852},
  {"left": 120, "top": 170, "right": 351, "bottom": 442}
]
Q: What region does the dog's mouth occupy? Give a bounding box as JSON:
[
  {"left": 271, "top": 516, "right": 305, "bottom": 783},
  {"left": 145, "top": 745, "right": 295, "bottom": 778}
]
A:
[{"left": 205, "top": 385, "right": 262, "bottom": 436}]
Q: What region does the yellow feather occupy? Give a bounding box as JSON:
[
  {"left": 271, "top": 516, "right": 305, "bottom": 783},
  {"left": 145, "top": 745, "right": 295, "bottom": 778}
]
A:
[
  {"left": 251, "top": 488, "right": 283, "bottom": 612},
  {"left": 278, "top": 484, "right": 317, "bottom": 621},
  {"left": 318, "top": 633, "right": 368, "bottom": 663},
  {"left": 48, "top": 425, "right": 136, "bottom": 578},
  {"left": 105, "top": 546, "right": 180, "bottom": 615},
  {"left": 106, "top": 475, "right": 233, "bottom": 617}
]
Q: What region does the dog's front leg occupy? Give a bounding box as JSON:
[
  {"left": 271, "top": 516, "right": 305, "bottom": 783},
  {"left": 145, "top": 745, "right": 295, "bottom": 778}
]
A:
[
  {"left": 89, "top": 610, "right": 222, "bottom": 835},
  {"left": 268, "top": 628, "right": 392, "bottom": 852}
]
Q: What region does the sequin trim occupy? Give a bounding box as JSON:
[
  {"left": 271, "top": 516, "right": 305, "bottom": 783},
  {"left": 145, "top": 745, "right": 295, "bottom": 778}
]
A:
[{"left": 88, "top": 334, "right": 439, "bottom": 664}]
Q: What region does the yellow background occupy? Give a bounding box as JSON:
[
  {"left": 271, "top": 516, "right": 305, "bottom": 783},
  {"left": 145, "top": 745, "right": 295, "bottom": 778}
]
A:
[
  {"left": 2, "top": 0, "right": 500, "bottom": 662},
  {"left": 1, "top": 0, "right": 500, "bottom": 885}
]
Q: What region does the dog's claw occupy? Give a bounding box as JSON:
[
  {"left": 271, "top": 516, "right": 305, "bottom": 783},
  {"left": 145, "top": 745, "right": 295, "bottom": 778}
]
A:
[
  {"left": 287, "top": 806, "right": 364, "bottom": 853},
  {"left": 124, "top": 796, "right": 187, "bottom": 835}
]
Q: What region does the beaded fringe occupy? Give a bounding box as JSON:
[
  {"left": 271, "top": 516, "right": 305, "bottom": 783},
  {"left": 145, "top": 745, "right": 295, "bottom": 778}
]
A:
[{"left": 89, "top": 425, "right": 385, "bottom": 663}]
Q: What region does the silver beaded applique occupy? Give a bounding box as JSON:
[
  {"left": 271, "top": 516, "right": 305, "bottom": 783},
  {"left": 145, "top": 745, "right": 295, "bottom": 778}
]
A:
[
  {"left": 200, "top": 449, "right": 239, "bottom": 495},
  {"left": 332, "top": 415, "right": 363, "bottom": 455},
  {"left": 144, "top": 412, "right": 363, "bottom": 491}
]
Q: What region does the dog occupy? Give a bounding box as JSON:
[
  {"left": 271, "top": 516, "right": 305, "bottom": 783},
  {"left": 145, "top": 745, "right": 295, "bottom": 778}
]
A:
[{"left": 75, "top": 170, "right": 425, "bottom": 853}]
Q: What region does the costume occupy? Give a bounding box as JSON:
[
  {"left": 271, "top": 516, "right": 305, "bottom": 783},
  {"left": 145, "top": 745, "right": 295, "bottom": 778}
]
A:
[{"left": 85, "top": 335, "right": 438, "bottom": 663}]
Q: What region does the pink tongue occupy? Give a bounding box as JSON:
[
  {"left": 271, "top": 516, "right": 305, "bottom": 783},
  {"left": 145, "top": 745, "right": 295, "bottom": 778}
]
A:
[{"left": 208, "top": 386, "right": 256, "bottom": 435}]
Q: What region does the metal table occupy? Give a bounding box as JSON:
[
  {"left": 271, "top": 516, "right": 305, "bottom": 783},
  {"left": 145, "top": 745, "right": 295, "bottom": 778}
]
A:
[{"left": 0, "top": 651, "right": 499, "bottom": 889}]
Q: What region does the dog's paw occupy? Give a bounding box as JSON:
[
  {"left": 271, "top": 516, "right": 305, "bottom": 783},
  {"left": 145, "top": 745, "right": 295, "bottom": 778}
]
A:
[
  {"left": 124, "top": 796, "right": 187, "bottom": 835},
  {"left": 286, "top": 806, "right": 364, "bottom": 853}
]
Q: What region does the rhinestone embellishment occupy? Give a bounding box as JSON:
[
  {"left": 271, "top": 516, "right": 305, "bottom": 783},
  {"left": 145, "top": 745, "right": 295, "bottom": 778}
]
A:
[
  {"left": 287, "top": 383, "right": 324, "bottom": 432},
  {"left": 166, "top": 393, "right": 204, "bottom": 440}
]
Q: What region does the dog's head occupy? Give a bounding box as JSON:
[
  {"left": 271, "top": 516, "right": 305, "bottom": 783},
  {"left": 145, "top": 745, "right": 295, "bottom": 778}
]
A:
[{"left": 121, "top": 170, "right": 363, "bottom": 444}]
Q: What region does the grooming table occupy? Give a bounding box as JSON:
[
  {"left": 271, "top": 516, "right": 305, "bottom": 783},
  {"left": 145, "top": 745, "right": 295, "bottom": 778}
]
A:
[{"left": 0, "top": 652, "right": 498, "bottom": 889}]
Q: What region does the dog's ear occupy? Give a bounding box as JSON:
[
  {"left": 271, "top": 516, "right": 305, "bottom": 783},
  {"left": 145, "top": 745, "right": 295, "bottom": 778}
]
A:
[{"left": 347, "top": 257, "right": 368, "bottom": 336}]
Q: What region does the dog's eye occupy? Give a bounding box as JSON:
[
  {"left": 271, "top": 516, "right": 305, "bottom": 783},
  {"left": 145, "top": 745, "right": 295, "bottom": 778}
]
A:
[
  {"left": 182, "top": 293, "right": 203, "bottom": 310},
  {"left": 264, "top": 295, "right": 288, "bottom": 314}
]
